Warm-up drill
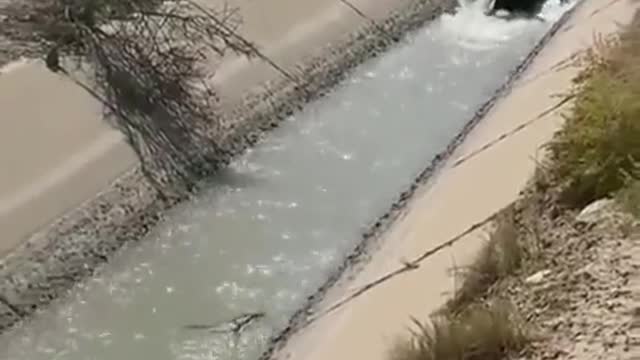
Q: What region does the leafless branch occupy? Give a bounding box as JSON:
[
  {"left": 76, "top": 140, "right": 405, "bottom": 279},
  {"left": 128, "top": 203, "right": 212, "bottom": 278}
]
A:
[
  {"left": 183, "top": 312, "right": 265, "bottom": 336},
  {"left": 3, "top": 0, "right": 264, "bottom": 195}
]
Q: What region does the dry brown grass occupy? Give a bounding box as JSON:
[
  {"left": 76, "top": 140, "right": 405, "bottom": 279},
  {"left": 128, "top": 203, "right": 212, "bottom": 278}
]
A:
[
  {"left": 445, "top": 209, "right": 523, "bottom": 315},
  {"left": 389, "top": 302, "right": 529, "bottom": 360},
  {"left": 617, "top": 174, "right": 640, "bottom": 217},
  {"left": 388, "top": 209, "right": 530, "bottom": 360}
]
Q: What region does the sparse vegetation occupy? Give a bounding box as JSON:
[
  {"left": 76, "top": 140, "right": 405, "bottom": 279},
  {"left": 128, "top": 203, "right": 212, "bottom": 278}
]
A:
[
  {"left": 389, "top": 302, "right": 529, "bottom": 360},
  {"left": 445, "top": 209, "right": 523, "bottom": 314},
  {"left": 547, "top": 13, "right": 640, "bottom": 207},
  {"left": 617, "top": 174, "right": 640, "bottom": 217},
  {"left": 390, "top": 208, "right": 531, "bottom": 360}
]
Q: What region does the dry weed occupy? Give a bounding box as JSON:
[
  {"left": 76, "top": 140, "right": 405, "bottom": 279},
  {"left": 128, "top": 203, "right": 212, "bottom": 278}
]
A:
[{"left": 390, "top": 302, "right": 529, "bottom": 360}]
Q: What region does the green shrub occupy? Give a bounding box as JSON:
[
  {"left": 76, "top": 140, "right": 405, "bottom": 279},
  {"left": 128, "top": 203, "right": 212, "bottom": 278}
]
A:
[{"left": 547, "top": 20, "right": 640, "bottom": 207}]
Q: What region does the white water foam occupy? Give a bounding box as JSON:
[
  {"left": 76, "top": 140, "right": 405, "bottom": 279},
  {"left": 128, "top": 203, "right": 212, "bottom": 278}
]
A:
[
  {"left": 437, "top": 0, "right": 576, "bottom": 51},
  {"left": 539, "top": 0, "right": 577, "bottom": 21},
  {"left": 0, "top": 58, "right": 31, "bottom": 75}
]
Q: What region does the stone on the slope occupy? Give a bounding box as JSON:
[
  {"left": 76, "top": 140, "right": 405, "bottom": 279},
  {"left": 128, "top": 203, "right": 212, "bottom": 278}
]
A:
[
  {"left": 525, "top": 269, "right": 551, "bottom": 284},
  {"left": 576, "top": 198, "right": 616, "bottom": 225}
]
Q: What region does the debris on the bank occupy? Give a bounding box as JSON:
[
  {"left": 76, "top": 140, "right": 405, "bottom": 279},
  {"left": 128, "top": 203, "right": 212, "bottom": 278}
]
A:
[
  {"left": 525, "top": 269, "right": 551, "bottom": 284},
  {"left": 576, "top": 198, "right": 616, "bottom": 225}
]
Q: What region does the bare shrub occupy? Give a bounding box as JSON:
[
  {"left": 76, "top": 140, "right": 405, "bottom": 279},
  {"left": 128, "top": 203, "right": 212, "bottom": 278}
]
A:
[{"left": 3, "top": 0, "right": 263, "bottom": 195}]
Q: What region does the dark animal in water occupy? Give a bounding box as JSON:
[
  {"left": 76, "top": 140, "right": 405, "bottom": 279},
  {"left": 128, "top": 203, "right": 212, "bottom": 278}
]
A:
[
  {"left": 485, "top": 0, "right": 570, "bottom": 19},
  {"left": 486, "top": 0, "right": 546, "bottom": 18},
  {"left": 45, "top": 47, "right": 62, "bottom": 73}
]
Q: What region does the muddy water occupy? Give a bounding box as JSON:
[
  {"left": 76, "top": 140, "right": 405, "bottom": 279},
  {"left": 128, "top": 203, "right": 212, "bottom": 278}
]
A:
[{"left": 0, "top": 1, "right": 574, "bottom": 359}]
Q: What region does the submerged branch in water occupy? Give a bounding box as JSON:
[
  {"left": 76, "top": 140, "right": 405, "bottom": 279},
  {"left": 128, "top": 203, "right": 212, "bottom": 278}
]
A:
[{"left": 183, "top": 312, "right": 266, "bottom": 335}]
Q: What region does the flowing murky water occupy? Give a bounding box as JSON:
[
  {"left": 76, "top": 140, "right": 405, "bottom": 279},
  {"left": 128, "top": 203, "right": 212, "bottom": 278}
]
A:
[{"left": 0, "top": 1, "right": 574, "bottom": 359}]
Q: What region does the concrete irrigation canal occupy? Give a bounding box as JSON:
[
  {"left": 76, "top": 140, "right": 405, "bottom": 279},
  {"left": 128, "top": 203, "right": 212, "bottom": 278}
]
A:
[{"left": 0, "top": 0, "right": 577, "bottom": 359}]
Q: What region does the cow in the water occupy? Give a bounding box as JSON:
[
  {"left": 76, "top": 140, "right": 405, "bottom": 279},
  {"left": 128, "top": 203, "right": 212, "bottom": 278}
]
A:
[{"left": 485, "top": 0, "right": 568, "bottom": 19}]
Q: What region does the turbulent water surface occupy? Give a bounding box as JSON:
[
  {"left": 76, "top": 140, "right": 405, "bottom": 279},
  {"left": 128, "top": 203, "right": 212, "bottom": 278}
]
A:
[{"left": 0, "top": 1, "right": 574, "bottom": 359}]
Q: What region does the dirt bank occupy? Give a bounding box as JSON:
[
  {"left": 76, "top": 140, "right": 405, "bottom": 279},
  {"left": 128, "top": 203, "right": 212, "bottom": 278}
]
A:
[
  {"left": 508, "top": 194, "right": 638, "bottom": 360},
  {"left": 0, "top": 0, "right": 457, "bottom": 334}
]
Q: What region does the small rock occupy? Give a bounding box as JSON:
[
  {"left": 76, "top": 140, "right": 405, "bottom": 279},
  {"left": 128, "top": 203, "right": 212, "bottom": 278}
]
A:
[
  {"left": 526, "top": 269, "right": 551, "bottom": 284},
  {"left": 576, "top": 198, "right": 616, "bottom": 224}
]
